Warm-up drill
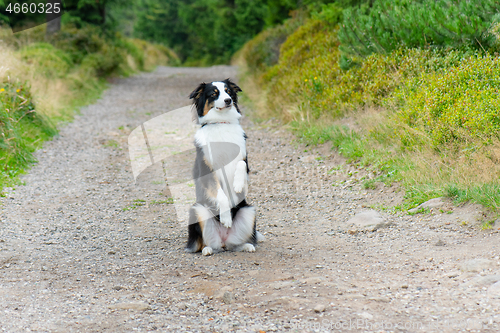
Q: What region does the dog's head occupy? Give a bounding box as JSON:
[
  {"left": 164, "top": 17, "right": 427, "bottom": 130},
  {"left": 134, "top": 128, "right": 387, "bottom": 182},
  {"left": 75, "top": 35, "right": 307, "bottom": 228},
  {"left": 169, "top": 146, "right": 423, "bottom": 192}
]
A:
[{"left": 189, "top": 79, "right": 242, "bottom": 125}]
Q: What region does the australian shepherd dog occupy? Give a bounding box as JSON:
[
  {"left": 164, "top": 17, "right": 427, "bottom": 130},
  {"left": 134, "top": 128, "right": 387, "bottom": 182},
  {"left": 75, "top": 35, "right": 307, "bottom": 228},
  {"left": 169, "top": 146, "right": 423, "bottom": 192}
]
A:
[{"left": 185, "top": 79, "right": 262, "bottom": 256}]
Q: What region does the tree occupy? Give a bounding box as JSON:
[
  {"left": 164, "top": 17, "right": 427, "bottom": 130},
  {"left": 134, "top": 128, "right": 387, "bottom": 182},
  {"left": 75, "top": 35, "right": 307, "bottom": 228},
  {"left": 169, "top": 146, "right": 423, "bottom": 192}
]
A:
[{"left": 134, "top": 0, "right": 267, "bottom": 63}]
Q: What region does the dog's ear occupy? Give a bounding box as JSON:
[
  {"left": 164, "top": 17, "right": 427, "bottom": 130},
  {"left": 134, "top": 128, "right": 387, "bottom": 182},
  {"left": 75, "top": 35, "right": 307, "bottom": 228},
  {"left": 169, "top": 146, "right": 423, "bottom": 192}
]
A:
[
  {"left": 223, "top": 78, "right": 242, "bottom": 107},
  {"left": 190, "top": 83, "right": 207, "bottom": 121},
  {"left": 223, "top": 78, "right": 242, "bottom": 94},
  {"left": 189, "top": 83, "right": 206, "bottom": 104}
]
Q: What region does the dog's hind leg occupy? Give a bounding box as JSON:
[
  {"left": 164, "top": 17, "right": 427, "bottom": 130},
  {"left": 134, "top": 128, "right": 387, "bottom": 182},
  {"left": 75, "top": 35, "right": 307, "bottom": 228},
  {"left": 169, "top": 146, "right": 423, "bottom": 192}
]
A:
[
  {"left": 187, "top": 204, "right": 224, "bottom": 256},
  {"left": 237, "top": 243, "right": 256, "bottom": 253},
  {"left": 185, "top": 206, "right": 203, "bottom": 253},
  {"left": 225, "top": 205, "right": 256, "bottom": 252},
  {"left": 202, "top": 217, "right": 225, "bottom": 256},
  {"left": 193, "top": 205, "right": 224, "bottom": 256}
]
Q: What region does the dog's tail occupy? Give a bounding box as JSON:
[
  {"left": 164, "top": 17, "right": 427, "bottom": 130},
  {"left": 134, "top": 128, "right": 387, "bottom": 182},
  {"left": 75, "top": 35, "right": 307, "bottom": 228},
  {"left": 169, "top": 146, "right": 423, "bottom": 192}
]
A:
[{"left": 256, "top": 231, "right": 265, "bottom": 242}]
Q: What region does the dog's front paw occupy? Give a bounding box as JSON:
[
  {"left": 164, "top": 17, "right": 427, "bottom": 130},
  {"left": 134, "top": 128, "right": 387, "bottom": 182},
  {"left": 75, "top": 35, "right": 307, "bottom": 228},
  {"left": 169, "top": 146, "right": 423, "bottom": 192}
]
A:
[
  {"left": 233, "top": 160, "right": 247, "bottom": 193},
  {"left": 221, "top": 215, "right": 232, "bottom": 228},
  {"left": 202, "top": 247, "right": 213, "bottom": 256},
  {"left": 220, "top": 209, "right": 232, "bottom": 228},
  {"left": 241, "top": 243, "right": 255, "bottom": 252},
  {"left": 233, "top": 178, "right": 245, "bottom": 193}
]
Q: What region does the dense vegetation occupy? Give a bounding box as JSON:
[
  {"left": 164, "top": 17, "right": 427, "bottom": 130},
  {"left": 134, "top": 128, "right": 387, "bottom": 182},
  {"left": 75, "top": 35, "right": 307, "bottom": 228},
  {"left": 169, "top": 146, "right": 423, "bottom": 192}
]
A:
[
  {"left": 0, "top": 2, "right": 178, "bottom": 188},
  {"left": 339, "top": 0, "right": 500, "bottom": 56},
  {"left": 130, "top": 0, "right": 362, "bottom": 64},
  {"left": 0, "top": 80, "right": 57, "bottom": 183},
  {"left": 1, "top": 0, "right": 355, "bottom": 64},
  {"left": 134, "top": 0, "right": 268, "bottom": 64},
  {"left": 237, "top": 0, "right": 500, "bottom": 212}
]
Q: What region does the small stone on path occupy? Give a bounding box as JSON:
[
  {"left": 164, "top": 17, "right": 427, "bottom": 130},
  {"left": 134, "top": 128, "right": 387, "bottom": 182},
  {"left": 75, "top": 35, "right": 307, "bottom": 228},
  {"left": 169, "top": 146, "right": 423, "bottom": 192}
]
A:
[
  {"left": 409, "top": 198, "right": 445, "bottom": 213},
  {"left": 222, "top": 291, "right": 234, "bottom": 304},
  {"left": 347, "top": 210, "right": 390, "bottom": 232},
  {"left": 314, "top": 304, "right": 326, "bottom": 313},
  {"left": 460, "top": 259, "right": 493, "bottom": 272}
]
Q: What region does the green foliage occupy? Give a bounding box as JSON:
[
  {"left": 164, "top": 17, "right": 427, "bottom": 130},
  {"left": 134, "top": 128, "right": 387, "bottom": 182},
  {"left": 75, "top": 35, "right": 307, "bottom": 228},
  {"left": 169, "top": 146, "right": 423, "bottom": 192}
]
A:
[
  {"left": 133, "top": 0, "right": 190, "bottom": 58},
  {"left": 446, "top": 183, "right": 500, "bottom": 209},
  {"left": 393, "top": 55, "right": 500, "bottom": 148},
  {"left": 266, "top": 0, "right": 365, "bottom": 26},
  {"left": 135, "top": 0, "right": 268, "bottom": 64},
  {"left": 131, "top": 0, "right": 367, "bottom": 64},
  {"left": 258, "top": 18, "right": 485, "bottom": 125},
  {"left": 235, "top": 16, "right": 303, "bottom": 73},
  {"left": 265, "top": 0, "right": 298, "bottom": 26},
  {"left": 0, "top": 0, "right": 8, "bottom": 24},
  {"left": 0, "top": 24, "right": 177, "bottom": 189},
  {"left": 79, "top": 44, "right": 124, "bottom": 77},
  {"left": 18, "top": 43, "right": 72, "bottom": 78},
  {"left": 262, "top": 20, "right": 341, "bottom": 120},
  {"left": 291, "top": 122, "right": 365, "bottom": 161},
  {"left": 7, "top": 24, "right": 177, "bottom": 78},
  {"left": 238, "top": 6, "right": 500, "bottom": 211},
  {"left": 177, "top": 0, "right": 265, "bottom": 63},
  {"left": 309, "top": 2, "right": 344, "bottom": 24},
  {"left": 339, "top": 0, "right": 500, "bottom": 57},
  {"left": 50, "top": 25, "right": 110, "bottom": 64},
  {"left": 0, "top": 0, "right": 128, "bottom": 31},
  {"left": 0, "top": 80, "right": 57, "bottom": 185},
  {"left": 0, "top": 0, "right": 46, "bottom": 30}
]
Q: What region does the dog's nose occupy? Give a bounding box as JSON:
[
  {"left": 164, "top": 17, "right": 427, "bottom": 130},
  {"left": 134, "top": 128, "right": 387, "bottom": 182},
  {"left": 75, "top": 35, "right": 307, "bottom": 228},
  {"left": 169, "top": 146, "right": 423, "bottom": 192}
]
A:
[{"left": 224, "top": 98, "right": 232, "bottom": 105}]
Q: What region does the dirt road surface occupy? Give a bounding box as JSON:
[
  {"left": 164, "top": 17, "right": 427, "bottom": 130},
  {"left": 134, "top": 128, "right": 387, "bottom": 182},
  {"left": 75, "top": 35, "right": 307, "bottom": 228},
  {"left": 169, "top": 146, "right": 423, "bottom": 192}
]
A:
[{"left": 1, "top": 66, "right": 500, "bottom": 332}]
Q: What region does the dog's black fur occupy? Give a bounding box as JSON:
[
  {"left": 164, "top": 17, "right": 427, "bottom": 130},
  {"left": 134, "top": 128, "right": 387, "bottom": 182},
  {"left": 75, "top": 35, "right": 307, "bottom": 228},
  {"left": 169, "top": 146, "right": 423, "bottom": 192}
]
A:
[{"left": 185, "top": 79, "right": 259, "bottom": 256}]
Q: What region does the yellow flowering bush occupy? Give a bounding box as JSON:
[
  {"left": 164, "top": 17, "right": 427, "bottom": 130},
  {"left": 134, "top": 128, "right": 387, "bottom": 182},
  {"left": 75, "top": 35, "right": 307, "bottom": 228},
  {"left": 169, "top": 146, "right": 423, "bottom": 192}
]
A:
[
  {"left": 238, "top": 15, "right": 500, "bottom": 210},
  {"left": 261, "top": 19, "right": 471, "bottom": 122},
  {"left": 394, "top": 55, "right": 500, "bottom": 148}
]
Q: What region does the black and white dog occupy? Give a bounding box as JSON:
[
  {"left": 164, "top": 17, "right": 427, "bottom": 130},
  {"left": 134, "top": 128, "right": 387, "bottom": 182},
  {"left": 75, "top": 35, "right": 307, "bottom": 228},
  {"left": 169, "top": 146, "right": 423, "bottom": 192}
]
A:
[{"left": 185, "top": 79, "right": 261, "bottom": 256}]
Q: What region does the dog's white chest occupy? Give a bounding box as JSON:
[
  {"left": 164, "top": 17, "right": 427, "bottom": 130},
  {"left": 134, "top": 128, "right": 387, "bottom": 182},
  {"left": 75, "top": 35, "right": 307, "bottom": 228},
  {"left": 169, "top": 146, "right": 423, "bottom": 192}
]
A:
[
  {"left": 195, "top": 124, "right": 247, "bottom": 203},
  {"left": 194, "top": 124, "right": 247, "bottom": 163}
]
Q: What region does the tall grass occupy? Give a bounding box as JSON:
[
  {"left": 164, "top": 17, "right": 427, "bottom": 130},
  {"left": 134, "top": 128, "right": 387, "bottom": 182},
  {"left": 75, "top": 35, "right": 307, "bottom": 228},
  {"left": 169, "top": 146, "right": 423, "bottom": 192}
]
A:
[
  {"left": 0, "top": 79, "right": 57, "bottom": 185},
  {"left": 0, "top": 24, "right": 179, "bottom": 189}
]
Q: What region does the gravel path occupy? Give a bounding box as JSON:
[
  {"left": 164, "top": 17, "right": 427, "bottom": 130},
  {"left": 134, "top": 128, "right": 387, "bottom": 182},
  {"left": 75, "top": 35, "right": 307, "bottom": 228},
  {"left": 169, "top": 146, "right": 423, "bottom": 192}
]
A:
[{"left": 1, "top": 66, "right": 500, "bottom": 332}]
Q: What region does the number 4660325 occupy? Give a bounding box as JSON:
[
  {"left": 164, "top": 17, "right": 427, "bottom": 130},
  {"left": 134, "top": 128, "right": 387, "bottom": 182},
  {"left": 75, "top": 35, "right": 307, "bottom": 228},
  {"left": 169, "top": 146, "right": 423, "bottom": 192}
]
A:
[{"left": 5, "top": 2, "right": 61, "bottom": 14}]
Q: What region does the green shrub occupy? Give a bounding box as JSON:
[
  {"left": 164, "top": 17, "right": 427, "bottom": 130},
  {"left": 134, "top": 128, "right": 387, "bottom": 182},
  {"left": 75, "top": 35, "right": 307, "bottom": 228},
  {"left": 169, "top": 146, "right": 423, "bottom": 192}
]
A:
[
  {"left": 310, "top": 3, "right": 344, "bottom": 24},
  {"left": 50, "top": 25, "right": 107, "bottom": 64},
  {"left": 393, "top": 55, "right": 500, "bottom": 148},
  {"left": 235, "top": 16, "right": 303, "bottom": 74},
  {"left": 261, "top": 19, "right": 340, "bottom": 120},
  {"left": 118, "top": 38, "right": 145, "bottom": 70},
  {"left": 80, "top": 43, "right": 126, "bottom": 77},
  {"left": 18, "top": 43, "right": 73, "bottom": 78},
  {"left": 262, "top": 18, "right": 478, "bottom": 122},
  {"left": 238, "top": 10, "right": 500, "bottom": 211}
]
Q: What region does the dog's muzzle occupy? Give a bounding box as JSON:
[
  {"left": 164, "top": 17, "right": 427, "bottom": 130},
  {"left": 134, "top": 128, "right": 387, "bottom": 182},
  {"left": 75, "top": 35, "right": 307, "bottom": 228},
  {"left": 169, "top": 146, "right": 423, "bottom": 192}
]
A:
[{"left": 216, "top": 98, "right": 232, "bottom": 111}]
